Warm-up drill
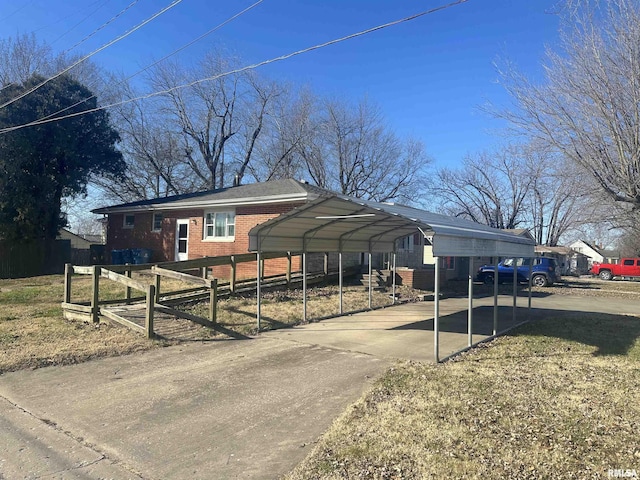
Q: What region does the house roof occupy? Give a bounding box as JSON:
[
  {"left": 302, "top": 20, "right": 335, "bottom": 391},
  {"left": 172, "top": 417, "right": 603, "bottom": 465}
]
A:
[
  {"left": 535, "top": 245, "right": 581, "bottom": 256},
  {"left": 502, "top": 228, "right": 535, "bottom": 241},
  {"left": 57, "top": 229, "right": 103, "bottom": 247},
  {"left": 249, "top": 194, "right": 535, "bottom": 257},
  {"left": 92, "top": 179, "right": 330, "bottom": 214}
]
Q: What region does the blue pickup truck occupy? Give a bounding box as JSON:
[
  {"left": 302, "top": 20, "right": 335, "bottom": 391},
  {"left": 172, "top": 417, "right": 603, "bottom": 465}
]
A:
[{"left": 476, "top": 257, "right": 560, "bottom": 287}]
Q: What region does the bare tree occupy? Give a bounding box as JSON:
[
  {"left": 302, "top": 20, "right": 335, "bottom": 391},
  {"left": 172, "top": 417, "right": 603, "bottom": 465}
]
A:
[
  {"left": 496, "top": 0, "right": 640, "bottom": 212},
  {"left": 248, "top": 87, "right": 315, "bottom": 182},
  {"left": 436, "top": 147, "right": 532, "bottom": 229},
  {"left": 0, "top": 34, "right": 55, "bottom": 86},
  {"left": 301, "top": 97, "right": 430, "bottom": 202},
  {"left": 522, "top": 146, "right": 590, "bottom": 245}
]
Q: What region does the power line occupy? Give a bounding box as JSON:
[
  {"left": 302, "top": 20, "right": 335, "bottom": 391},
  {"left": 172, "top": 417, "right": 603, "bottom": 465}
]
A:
[
  {"left": 50, "top": 0, "right": 113, "bottom": 47},
  {"left": 0, "top": 0, "right": 36, "bottom": 23},
  {"left": 0, "top": 0, "right": 184, "bottom": 111},
  {"left": 0, "top": 0, "right": 265, "bottom": 132},
  {"left": 0, "top": 0, "right": 469, "bottom": 134},
  {"left": 56, "top": 1, "right": 143, "bottom": 56},
  {"left": 30, "top": 0, "right": 106, "bottom": 35}
]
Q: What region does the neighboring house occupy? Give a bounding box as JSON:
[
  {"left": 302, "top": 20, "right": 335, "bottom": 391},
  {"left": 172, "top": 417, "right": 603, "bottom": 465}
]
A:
[
  {"left": 57, "top": 228, "right": 104, "bottom": 265},
  {"left": 569, "top": 240, "right": 620, "bottom": 267},
  {"left": 57, "top": 229, "right": 100, "bottom": 250},
  {"left": 92, "top": 179, "right": 359, "bottom": 278},
  {"left": 535, "top": 245, "right": 590, "bottom": 275}
]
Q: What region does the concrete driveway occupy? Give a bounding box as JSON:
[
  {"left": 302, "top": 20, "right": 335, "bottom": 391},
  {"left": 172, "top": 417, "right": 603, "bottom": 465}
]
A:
[{"left": 1, "top": 293, "right": 637, "bottom": 479}]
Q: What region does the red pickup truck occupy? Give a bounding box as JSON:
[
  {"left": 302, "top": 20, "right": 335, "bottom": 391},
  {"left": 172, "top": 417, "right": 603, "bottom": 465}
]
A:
[{"left": 590, "top": 258, "right": 640, "bottom": 280}]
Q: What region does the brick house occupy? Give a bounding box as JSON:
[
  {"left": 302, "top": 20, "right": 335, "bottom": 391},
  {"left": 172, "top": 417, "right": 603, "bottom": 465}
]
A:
[{"left": 92, "top": 179, "right": 336, "bottom": 278}]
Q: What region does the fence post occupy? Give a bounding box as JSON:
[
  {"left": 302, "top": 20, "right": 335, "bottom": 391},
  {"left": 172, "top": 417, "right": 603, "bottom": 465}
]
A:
[
  {"left": 125, "top": 268, "right": 132, "bottom": 304},
  {"left": 209, "top": 278, "right": 217, "bottom": 323},
  {"left": 145, "top": 284, "right": 155, "bottom": 338},
  {"left": 286, "top": 252, "right": 292, "bottom": 287},
  {"left": 155, "top": 274, "right": 161, "bottom": 303},
  {"left": 230, "top": 255, "right": 236, "bottom": 293},
  {"left": 64, "top": 263, "right": 72, "bottom": 304},
  {"left": 91, "top": 265, "right": 100, "bottom": 323}
]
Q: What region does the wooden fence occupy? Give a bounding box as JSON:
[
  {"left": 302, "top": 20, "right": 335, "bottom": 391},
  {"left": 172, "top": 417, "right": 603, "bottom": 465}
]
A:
[
  {"left": 60, "top": 251, "right": 331, "bottom": 338},
  {"left": 0, "top": 239, "right": 71, "bottom": 279}
]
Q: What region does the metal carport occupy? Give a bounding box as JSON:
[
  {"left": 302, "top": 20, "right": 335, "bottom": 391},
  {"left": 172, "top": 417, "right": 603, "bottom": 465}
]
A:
[{"left": 248, "top": 194, "right": 535, "bottom": 362}]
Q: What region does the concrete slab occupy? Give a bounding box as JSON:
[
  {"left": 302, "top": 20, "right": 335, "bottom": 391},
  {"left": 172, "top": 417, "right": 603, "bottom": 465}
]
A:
[
  {"left": 1, "top": 292, "right": 637, "bottom": 479},
  {"left": 0, "top": 338, "right": 387, "bottom": 480},
  {"left": 263, "top": 293, "right": 640, "bottom": 362},
  {"left": 0, "top": 396, "right": 144, "bottom": 479}
]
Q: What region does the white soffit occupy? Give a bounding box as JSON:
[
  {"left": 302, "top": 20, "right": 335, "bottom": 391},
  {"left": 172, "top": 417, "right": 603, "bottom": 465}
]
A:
[{"left": 248, "top": 196, "right": 535, "bottom": 257}]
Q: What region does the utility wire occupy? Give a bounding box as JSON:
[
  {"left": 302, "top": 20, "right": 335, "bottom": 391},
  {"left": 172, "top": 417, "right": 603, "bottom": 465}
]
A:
[
  {"left": 0, "top": 0, "right": 265, "bottom": 132},
  {"left": 56, "top": 1, "right": 142, "bottom": 56},
  {"left": 0, "top": 0, "right": 36, "bottom": 23},
  {"left": 0, "top": 0, "right": 184, "bottom": 111},
  {"left": 51, "top": 0, "right": 113, "bottom": 47},
  {"left": 30, "top": 0, "right": 105, "bottom": 34},
  {"left": 0, "top": 0, "right": 469, "bottom": 134}
]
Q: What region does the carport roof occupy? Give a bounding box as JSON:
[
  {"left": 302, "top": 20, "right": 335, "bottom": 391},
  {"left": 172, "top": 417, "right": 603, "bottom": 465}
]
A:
[{"left": 248, "top": 195, "right": 535, "bottom": 257}]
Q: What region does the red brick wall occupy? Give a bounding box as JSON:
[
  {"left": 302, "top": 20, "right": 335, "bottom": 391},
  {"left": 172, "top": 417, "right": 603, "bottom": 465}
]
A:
[
  {"left": 105, "top": 203, "right": 305, "bottom": 276},
  {"left": 396, "top": 268, "right": 445, "bottom": 290}
]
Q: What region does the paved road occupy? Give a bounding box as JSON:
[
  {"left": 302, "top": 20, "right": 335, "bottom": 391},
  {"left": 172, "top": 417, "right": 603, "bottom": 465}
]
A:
[{"left": 0, "top": 293, "right": 637, "bottom": 479}]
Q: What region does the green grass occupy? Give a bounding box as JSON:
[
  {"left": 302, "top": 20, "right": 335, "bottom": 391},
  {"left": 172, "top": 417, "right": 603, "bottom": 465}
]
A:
[{"left": 286, "top": 313, "right": 640, "bottom": 479}]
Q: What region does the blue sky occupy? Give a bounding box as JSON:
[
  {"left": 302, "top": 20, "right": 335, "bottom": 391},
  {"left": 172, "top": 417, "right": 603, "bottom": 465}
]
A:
[{"left": 0, "top": 0, "right": 560, "bottom": 168}]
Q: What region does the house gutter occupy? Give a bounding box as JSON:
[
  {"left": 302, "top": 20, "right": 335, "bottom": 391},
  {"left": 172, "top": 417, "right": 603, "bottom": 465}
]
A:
[{"left": 92, "top": 192, "right": 316, "bottom": 215}]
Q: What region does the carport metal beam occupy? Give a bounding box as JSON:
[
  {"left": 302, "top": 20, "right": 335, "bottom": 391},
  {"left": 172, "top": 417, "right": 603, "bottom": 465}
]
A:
[
  {"left": 434, "top": 257, "right": 441, "bottom": 363},
  {"left": 468, "top": 256, "right": 473, "bottom": 347},
  {"left": 493, "top": 256, "right": 499, "bottom": 336}
]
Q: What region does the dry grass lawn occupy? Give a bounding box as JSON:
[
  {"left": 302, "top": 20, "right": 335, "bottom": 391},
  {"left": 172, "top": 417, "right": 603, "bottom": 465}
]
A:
[
  {"left": 286, "top": 312, "right": 640, "bottom": 479},
  {"left": 0, "top": 275, "right": 165, "bottom": 373},
  {"left": 0, "top": 272, "right": 419, "bottom": 372}
]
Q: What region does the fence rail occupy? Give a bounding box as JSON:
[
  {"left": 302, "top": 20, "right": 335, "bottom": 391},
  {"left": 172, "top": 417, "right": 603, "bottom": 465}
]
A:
[{"left": 61, "top": 251, "right": 346, "bottom": 338}]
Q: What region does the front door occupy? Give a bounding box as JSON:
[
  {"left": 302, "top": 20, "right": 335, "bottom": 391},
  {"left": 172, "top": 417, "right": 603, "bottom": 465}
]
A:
[{"left": 175, "top": 219, "right": 189, "bottom": 261}]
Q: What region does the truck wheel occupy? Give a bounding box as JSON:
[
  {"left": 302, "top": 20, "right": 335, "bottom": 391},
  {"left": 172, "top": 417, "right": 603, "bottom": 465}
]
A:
[
  {"left": 532, "top": 274, "right": 548, "bottom": 287},
  {"left": 599, "top": 270, "right": 613, "bottom": 281},
  {"left": 483, "top": 274, "right": 494, "bottom": 285}
]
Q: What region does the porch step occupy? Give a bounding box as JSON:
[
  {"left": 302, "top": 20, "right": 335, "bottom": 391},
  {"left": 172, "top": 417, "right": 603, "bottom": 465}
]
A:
[{"left": 354, "top": 269, "right": 392, "bottom": 289}]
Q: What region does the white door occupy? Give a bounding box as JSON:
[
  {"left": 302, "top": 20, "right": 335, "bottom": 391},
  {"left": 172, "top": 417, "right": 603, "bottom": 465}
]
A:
[{"left": 175, "top": 219, "right": 189, "bottom": 261}]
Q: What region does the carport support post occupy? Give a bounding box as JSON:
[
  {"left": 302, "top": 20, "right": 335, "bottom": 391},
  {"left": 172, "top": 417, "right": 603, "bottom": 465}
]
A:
[
  {"left": 434, "top": 257, "right": 441, "bottom": 363},
  {"left": 528, "top": 258, "right": 533, "bottom": 311},
  {"left": 368, "top": 252, "right": 373, "bottom": 309},
  {"left": 339, "top": 252, "right": 343, "bottom": 315},
  {"left": 493, "top": 257, "right": 499, "bottom": 336},
  {"left": 303, "top": 252, "right": 307, "bottom": 322},
  {"left": 512, "top": 258, "right": 517, "bottom": 324},
  {"left": 256, "top": 252, "right": 261, "bottom": 332},
  {"left": 468, "top": 256, "right": 473, "bottom": 347},
  {"left": 392, "top": 252, "right": 396, "bottom": 305}
]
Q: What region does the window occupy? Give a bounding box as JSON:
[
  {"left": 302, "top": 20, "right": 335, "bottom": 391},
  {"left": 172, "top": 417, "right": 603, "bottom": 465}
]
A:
[
  {"left": 123, "top": 214, "right": 135, "bottom": 229},
  {"left": 152, "top": 213, "right": 163, "bottom": 232},
  {"left": 398, "top": 235, "right": 414, "bottom": 252},
  {"left": 442, "top": 256, "right": 455, "bottom": 270},
  {"left": 623, "top": 259, "right": 634, "bottom": 266},
  {"left": 204, "top": 211, "right": 235, "bottom": 240}
]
